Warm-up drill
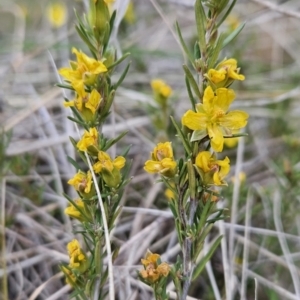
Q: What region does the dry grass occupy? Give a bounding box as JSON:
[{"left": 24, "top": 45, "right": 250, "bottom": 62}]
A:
[{"left": 1, "top": 0, "right": 300, "bottom": 299}]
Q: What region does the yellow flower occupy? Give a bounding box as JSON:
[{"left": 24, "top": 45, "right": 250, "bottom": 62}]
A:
[
  {"left": 140, "top": 250, "right": 170, "bottom": 284},
  {"left": 46, "top": 2, "right": 67, "bottom": 28},
  {"left": 77, "top": 127, "right": 99, "bottom": 152},
  {"left": 226, "top": 14, "right": 240, "bottom": 31},
  {"left": 68, "top": 171, "right": 93, "bottom": 194},
  {"left": 67, "top": 239, "right": 88, "bottom": 272},
  {"left": 144, "top": 142, "right": 177, "bottom": 177},
  {"left": 59, "top": 48, "right": 107, "bottom": 95},
  {"left": 93, "top": 151, "right": 125, "bottom": 173},
  {"left": 93, "top": 151, "right": 126, "bottom": 187},
  {"left": 151, "top": 79, "right": 172, "bottom": 107},
  {"left": 207, "top": 58, "right": 245, "bottom": 88},
  {"left": 64, "top": 199, "right": 92, "bottom": 222},
  {"left": 182, "top": 86, "right": 248, "bottom": 152},
  {"left": 231, "top": 171, "right": 246, "bottom": 184},
  {"left": 151, "top": 79, "right": 172, "bottom": 98},
  {"left": 64, "top": 89, "right": 102, "bottom": 121},
  {"left": 195, "top": 151, "right": 230, "bottom": 185}
]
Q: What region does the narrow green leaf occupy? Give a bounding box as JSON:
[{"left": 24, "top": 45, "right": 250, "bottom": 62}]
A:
[
  {"left": 195, "top": 0, "right": 207, "bottom": 52},
  {"left": 193, "top": 223, "right": 214, "bottom": 259},
  {"left": 208, "top": 33, "right": 226, "bottom": 69},
  {"left": 185, "top": 76, "right": 196, "bottom": 111},
  {"left": 170, "top": 116, "right": 192, "bottom": 154},
  {"left": 218, "top": 0, "right": 230, "bottom": 13},
  {"left": 63, "top": 99, "right": 85, "bottom": 125},
  {"left": 192, "top": 235, "right": 223, "bottom": 280},
  {"left": 100, "top": 89, "right": 115, "bottom": 120},
  {"left": 183, "top": 65, "right": 201, "bottom": 100},
  {"left": 194, "top": 41, "right": 201, "bottom": 60},
  {"left": 56, "top": 83, "right": 73, "bottom": 90},
  {"left": 176, "top": 21, "right": 194, "bottom": 64},
  {"left": 67, "top": 116, "right": 87, "bottom": 128},
  {"left": 198, "top": 199, "right": 213, "bottom": 231},
  {"left": 109, "top": 10, "right": 117, "bottom": 36},
  {"left": 102, "top": 22, "right": 112, "bottom": 53},
  {"left": 224, "top": 132, "right": 248, "bottom": 138},
  {"left": 75, "top": 25, "right": 98, "bottom": 58},
  {"left": 120, "top": 145, "right": 131, "bottom": 158},
  {"left": 187, "top": 160, "right": 196, "bottom": 199},
  {"left": 216, "top": 0, "right": 237, "bottom": 28},
  {"left": 107, "top": 52, "right": 130, "bottom": 70},
  {"left": 222, "top": 23, "right": 245, "bottom": 48},
  {"left": 112, "top": 62, "right": 131, "bottom": 90},
  {"left": 103, "top": 131, "right": 128, "bottom": 151},
  {"left": 66, "top": 156, "right": 81, "bottom": 171}
]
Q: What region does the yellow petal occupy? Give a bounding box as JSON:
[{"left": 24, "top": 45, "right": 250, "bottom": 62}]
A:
[
  {"left": 217, "top": 156, "right": 230, "bottom": 178},
  {"left": 93, "top": 161, "right": 102, "bottom": 173},
  {"left": 182, "top": 110, "right": 207, "bottom": 131},
  {"left": 208, "top": 69, "right": 226, "bottom": 83},
  {"left": 207, "top": 123, "right": 224, "bottom": 152},
  {"left": 153, "top": 142, "right": 173, "bottom": 160},
  {"left": 214, "top": 88, "right": 235, "bottom": 112},
  {"left": 144, "top": 160, "right": 162, "bottom": 173},
  {"left": 85, "top": 89, "right": 101, "bottom": 114},
  {"left": 195, "top": 151, "right": 212, "bottom": 172},
  {"left": 219, "top": 110, "right": 248, "bottom": 129},
  {"left": 85, "top": 171, "right": 93, "bottom": 193},
  {"left": 113, "top": 156, "right": 126, "bottom": 170},
  {"left": 72, "top": 81, "right": 86, "bottom": 98},
  {"left": 217, "top": 58, "right": 237, "bottom": 69},
  {"left": 161, "top": 158, "right": 177, "bottom": 170},
  {"left": 203, "top": 86, "right": 215, "bottom": 113}
]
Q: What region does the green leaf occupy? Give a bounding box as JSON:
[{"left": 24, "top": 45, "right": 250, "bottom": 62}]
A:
[
  {"left": 185, "top": 76, "right": 196, "bottom": 111},
  {"left": 67, "top": 116, "right": 87, "bottom": 128},
  {"left": 109, "top": 10, "right": 117, "bottom": 35},
  {"left": 75, "top": 25, "right": 98, "bottom": 58},
  {"left": 194, "top": 41, "right": 201, "bottom": 60},
  {"left": 195, "top": 0, "right": 207, "bottom": 52},
  {"left": 112, "top": 62, "right": 131, "bottom": 90},
  {"left": 192, "top": 235, "right": 223, "bottom": 280},
  {"left": 103, "top": 131, "right": 128, "bottom": 151},
  {"left": 176, "top": 21, "right": 194, "bottom": 64},
  {"left": 216, "top": 0, "right": 237, "bottom": 28},
  {"left": 66, "top": 156, "right": 81, "bottom": 170},
  {"left": 56, "top": 83, "right": 73, "bottom": 90},
  {"left": 63, "top": 99, "right": 85, "bottom": 125},
  {"left": 224, "top": 132, "right": 248, "bottom": 138},
  {"left": 107, "top": 52, "right": 130, "bottom": 70},
  {"left": 208, "top": 33, "right": 226, "bottom": 69},
  {"left": 193, "top": 223, "right": 214, "bottom": 259},
  {"left": 197, "top": 199, "right": 213, "bottom": 232},
  {"left": 170, "top": 116, "right": 192, "bottom": 154},
  {"left": 187, "top": 160, "right": 196, "bottom": 199},
  {"left": 218, "top": 0, "right": 230, "bottom": 13},
  {"left": 183, "top": 65, "right": 201, "bottom": 101},
  {"left": 222, "top": 23, "right": 245, "bottom": 48},
  {"left": 190, "top": 129, "right": 207, "bottom": 142},
  {"left": 100, "top": 90, "right": 115, "bottom": 121}
]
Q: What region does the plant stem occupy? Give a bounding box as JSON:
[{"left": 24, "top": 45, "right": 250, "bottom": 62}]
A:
[{"left": 180, "top": 196, "right": 198, "bottom": 300}]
